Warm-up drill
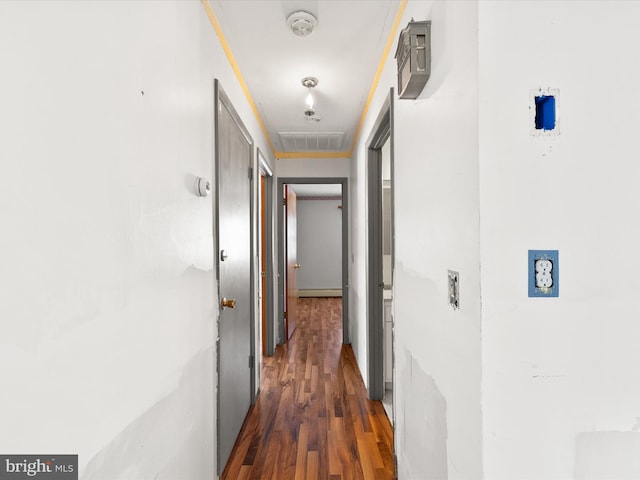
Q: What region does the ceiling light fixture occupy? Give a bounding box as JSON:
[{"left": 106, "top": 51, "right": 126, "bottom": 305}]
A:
[
  {"left": 306, "top": 91, "right": 314, "bottom": 111},
  {"left": 302, "top": 77, "right": 318, "bottom": 117},
  {"left": 286, "top": 11, "right": 318, "bottom": 37}
]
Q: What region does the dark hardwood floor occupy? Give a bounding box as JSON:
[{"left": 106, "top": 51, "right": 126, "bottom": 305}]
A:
[{"left": 221, "top": 297, "right": 395, "bottom": 480}]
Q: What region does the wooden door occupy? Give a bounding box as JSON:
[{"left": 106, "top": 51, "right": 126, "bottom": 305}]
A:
[
  {"left": 285, "top": 186, "right": 298, "bottom": 339},
  {"left": 215, "top": 82, "right": 253, "bottom": 474}
]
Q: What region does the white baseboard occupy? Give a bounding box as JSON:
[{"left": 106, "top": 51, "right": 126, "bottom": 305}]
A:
[{"left": 299, "top": 289, "right": 342, "bottom": 298}]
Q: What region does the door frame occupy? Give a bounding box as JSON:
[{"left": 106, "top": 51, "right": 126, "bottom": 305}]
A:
[
  {"left": 214, "top": 79, "right": 255, "bottom": 474},
  {"left": 277, "top": 177, "right": 350, "bottom": 345},
  {"left": 257, "top": 148, "right": 275, "bottom": 357},
  {"left": 366, "top": 89, "right": 394, "bottom": 401}
]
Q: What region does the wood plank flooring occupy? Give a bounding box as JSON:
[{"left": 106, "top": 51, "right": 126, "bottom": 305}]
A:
[{"left": 221, "top": 297, "right": 395, "bottom": 480}]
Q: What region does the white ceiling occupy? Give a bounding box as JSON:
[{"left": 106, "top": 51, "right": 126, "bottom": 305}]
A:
[{"left": 210, "top": 0, "right": 401, "bottom": 154}]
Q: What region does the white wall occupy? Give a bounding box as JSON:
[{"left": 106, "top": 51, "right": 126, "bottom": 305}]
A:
[
  {"left": 296, "top": 199, "right": 342, "bottom": 290},
  {"left": 276, "top": 157, "right": 350, "bottom": 178},
  {"left": 479, "top": 2, "right": 640, "bottom": 479},
  {"left": 351, "top": 1, "right": 482, "bottom": 479},
  {"left": 0, "top": 1, "right": 272, "bottom": 477}
]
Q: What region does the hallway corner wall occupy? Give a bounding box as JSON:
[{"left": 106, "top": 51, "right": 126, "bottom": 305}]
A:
[
  {"left": 479, "top": 2, "right": 640, "bottom": 478},
  {"left": 351, "top": 1, "right": 482, "bottom": 479},
  {"left": 0, "top": 1, "right": 272, "bottom": 477}
]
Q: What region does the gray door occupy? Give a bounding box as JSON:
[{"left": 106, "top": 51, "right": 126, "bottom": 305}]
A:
[{"left": 215, "top": 81, "right": 253, "bottom": 474}]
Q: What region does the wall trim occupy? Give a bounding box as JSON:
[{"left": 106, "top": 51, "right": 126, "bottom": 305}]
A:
[
  {"left": 201, "top": 0, "right": 275, "bottom": 155},
  {"left": 299, "top": 289, "right": 342, "bottom": 298}
]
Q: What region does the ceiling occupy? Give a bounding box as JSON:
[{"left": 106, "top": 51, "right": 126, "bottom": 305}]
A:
[{"left": 209, "top": 0, "right": 402, "bottom": 157}]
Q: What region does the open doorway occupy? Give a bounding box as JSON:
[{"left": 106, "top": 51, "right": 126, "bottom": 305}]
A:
[
  {"left": 381, "top": 137, "right": 393, "bottom": 421},
  {"left": 277, "top": 177, "right": 349, "bottom": 346},
  {"left": 366, "top": 90, "right": 395, "bottom": 426}
]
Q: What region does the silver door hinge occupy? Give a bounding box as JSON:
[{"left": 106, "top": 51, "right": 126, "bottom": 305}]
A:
[
  {"left": 248, "top": 167, "right": 253, "bottom": 179},
  {"left": 249, "top": 355, "right": 255, "bottom": 369}
]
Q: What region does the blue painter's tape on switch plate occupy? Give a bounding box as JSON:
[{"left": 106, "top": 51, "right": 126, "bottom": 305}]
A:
[{"left": 528, "top": 250, "right": 559, "bottom": 297}]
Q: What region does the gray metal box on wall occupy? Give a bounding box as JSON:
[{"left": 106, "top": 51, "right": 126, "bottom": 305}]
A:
[{"left": 395, "top": 20, "right": 431, "bottom": 99}]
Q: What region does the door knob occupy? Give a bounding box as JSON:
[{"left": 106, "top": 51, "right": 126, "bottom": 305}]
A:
[
  {"left": 221, "top": 297, "right": 236, "bottom": 309},
  {"left": 294, "top": 264, "right": 302, "bottom": 269}
]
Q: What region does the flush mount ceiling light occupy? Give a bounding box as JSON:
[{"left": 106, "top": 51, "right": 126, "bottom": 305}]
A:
[
  {"left": 301, "top": 77, "right": 318, "bottom": 89},
  {"left": 302, "top": 77, "right": 318, "bottom": 117},
  {"left": 287, "top": 11, "right": 318, "bottom": 37}
]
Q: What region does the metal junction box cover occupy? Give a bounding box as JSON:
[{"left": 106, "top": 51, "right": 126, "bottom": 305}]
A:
[{"left": 395, "top": 20, "right": 431, "bottom": 99}]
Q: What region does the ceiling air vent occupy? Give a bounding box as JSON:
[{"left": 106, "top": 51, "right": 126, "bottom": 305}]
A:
[{"left": 279, "top": 132, "right": 345, "bottom": 151}]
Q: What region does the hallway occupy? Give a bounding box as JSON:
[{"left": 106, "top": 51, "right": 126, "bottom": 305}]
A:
[
  {"left": 222, "top": 298, "right": 395, "bottom": 480},
  {"left": 5, "top": 2, "right": 640, "bottom": 478}
]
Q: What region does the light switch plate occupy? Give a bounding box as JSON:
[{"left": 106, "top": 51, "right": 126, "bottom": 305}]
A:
[
  {"left": 528, "top": 250, "right": 559, "bottom": 297},
  {"left": 448, "top": 270, "right": 459, "bottom": 309}
]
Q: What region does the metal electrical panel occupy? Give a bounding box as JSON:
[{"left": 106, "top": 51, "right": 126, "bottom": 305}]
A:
[{"left": 395, "top": 20, "right": 431, "bottom": 99}]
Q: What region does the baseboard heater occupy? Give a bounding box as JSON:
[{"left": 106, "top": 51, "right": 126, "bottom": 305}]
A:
[{"left": 299, "top": 289, "right": 342, "bottom": 298}]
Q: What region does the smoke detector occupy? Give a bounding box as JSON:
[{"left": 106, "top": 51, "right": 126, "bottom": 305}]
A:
[{"left": 287, "top": 11, "right": 318, "bottom": 37}]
